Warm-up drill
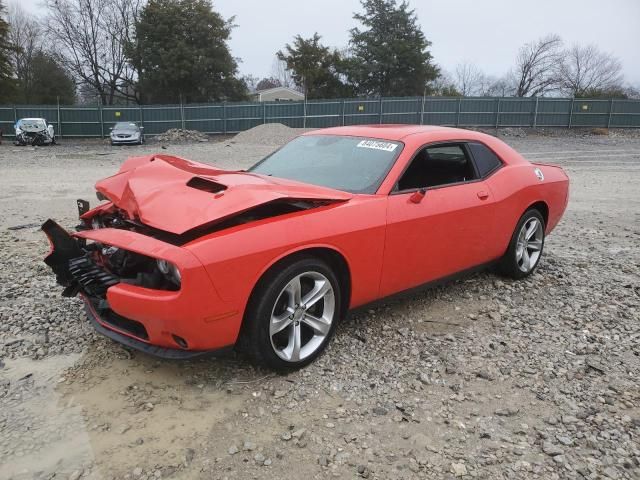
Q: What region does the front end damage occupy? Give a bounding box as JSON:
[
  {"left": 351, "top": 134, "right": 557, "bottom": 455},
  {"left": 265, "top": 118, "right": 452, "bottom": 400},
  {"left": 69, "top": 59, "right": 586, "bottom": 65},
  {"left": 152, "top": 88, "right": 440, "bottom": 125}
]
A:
[
  {"left": 15, "top": 120, "right": 55, "bottom": 146},
  {"left": 41, "top": 212, "right": 237, "bottom": 358},
  {"left": 41, "top": 154, "right": 352, "bottom": 358},
  {"left": 16, "top": 129, "right": 54, "bottom": 146}
]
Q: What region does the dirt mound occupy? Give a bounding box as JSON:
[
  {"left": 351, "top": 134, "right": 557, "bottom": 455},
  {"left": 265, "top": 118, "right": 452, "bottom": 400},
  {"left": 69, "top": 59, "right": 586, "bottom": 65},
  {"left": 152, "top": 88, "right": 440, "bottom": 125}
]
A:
[
  {"left": 155, "top": 128, "right": 208, "bottom": 143},
  {"left": 231, "top": 123, "right": 307, "bottom": 146}
]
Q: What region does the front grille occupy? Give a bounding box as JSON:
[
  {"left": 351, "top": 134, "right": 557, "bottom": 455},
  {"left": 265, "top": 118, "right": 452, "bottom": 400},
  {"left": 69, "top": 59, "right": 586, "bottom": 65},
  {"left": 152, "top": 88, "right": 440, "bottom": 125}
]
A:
[{"left": 68, "top": 255, "right": 120, "bottom": 297}]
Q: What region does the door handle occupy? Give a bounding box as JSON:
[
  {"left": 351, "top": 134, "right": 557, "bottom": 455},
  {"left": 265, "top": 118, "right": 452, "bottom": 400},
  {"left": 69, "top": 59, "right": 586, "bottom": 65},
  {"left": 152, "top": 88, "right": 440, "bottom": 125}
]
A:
[{"left": 477, "top": 190, "right": 489, "bottom": 200}]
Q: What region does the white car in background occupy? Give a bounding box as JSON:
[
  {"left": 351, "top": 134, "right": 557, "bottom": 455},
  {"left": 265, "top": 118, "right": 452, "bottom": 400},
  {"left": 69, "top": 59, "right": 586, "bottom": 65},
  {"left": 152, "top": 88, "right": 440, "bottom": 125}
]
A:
[
  {"left": 14, "top": 118, "right": 56, "bottom": 146},
  {"left": 110, "top": 122, "right": 145, "bottom": 145}
]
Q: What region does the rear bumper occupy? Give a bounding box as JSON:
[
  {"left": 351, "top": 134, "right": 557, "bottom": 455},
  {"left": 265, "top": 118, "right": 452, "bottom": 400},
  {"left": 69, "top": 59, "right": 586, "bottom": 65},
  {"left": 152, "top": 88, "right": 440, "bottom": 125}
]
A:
[{"left": 42, "top": 219, "right": 244, "bottom": 356}]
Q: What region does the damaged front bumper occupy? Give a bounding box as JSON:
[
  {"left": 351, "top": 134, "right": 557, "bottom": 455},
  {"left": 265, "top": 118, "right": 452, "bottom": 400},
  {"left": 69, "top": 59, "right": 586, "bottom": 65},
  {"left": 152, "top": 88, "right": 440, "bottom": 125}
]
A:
[
  {"left": 15, "top": 131, "right": 54, "bottom": 146},
  {"left": 41, "top": 219, "right": 239, "bottom": 359}
]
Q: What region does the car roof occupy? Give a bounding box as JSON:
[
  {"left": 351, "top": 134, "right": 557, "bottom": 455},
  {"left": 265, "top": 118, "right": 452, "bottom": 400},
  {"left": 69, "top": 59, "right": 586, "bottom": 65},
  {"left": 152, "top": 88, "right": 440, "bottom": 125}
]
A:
[
  {"left": 302, "top": 124, "right": 466, "bottom": 141},
  {"left": 19, "top": 118, "right": 46, "bottom": 121},
  {"left": 301, "top": 124, "right": 528, "bottom": 167}
]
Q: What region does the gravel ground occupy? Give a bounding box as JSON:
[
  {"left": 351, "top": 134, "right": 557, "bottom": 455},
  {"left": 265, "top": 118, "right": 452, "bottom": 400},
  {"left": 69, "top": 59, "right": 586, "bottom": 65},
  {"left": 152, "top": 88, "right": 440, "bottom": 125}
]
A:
[{"left": 0, "top": 126, "right": 639, "bottom": 480}]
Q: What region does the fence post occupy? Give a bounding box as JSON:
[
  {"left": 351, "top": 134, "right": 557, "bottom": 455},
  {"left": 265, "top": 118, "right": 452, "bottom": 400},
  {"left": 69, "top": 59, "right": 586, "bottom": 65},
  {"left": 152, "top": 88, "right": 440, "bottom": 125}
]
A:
[
  {"left": 263, "top": 102, "right": 267, "bottom": 124},
  {"left": 533, "top": 97, "right": 539, "bottom": 128},
  {"left": 495, "top": 98, "right": 501, "bottom": 128},
  {"left": 99, "top": 103, "right": 104, "bottom": 139},
  {"left": 57, "top": 97, "right": 62, "bottom": 138},
  {"left": 13, "top": 105, "right": 17, "bottom": 125},
  {"left": 567, "top": 98, "right": 575, "bottom": 129},
  {"left": 607, "top": 98, "right": 614, "bottom": 128},
  {"left": 379, "top": 97, "right": 384, "bottom": 124},
  {"left": 303, "top": 98, "right": 307, "bottom": 128},
  {"left": 420, "top": 94, "right": 426, "bottom": 125},
  {"left": 179, "top": 95, "right": 185, "bottom": 130},
  {"left": 139, "top": 104, "right": 144, "bottom": 131},
  {"left": 341, "top": 100, "right": 345, "bottom": 126},
  {"left": 455, "top": 98, "right": 461, "bottom": 127},
  {"left": 222, "top": 102, "right": 227, "bottom": 134}
]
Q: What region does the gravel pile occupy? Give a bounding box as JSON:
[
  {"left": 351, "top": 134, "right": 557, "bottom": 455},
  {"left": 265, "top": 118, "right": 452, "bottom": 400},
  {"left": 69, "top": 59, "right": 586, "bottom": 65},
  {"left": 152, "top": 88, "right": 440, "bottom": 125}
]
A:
[
  {"left": 154, "top": 128, "right": 209, "bottom": 143},
  {"left": 231, "top": 123, "right": 311, "bottom": 145}
]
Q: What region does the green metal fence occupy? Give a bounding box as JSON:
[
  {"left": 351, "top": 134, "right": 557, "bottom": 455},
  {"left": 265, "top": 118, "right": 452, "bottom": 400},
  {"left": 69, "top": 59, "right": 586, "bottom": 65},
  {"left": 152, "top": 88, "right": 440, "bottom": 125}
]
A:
[{"left": 1, "top": 96, "right": 639, "bottom": 138}]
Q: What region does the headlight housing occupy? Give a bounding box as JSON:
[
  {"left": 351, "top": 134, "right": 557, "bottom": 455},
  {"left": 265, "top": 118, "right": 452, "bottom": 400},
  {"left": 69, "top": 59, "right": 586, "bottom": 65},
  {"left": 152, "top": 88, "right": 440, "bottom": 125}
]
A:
[{"left": 157, "top": 259, "right": 181, "bottom": 286}]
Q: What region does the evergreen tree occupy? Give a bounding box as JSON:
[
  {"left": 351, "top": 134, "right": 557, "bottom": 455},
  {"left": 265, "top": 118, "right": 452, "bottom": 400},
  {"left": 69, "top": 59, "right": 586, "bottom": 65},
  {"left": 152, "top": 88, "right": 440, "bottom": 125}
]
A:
[
  {"left": 277, "top": 34, "right": 351, "bottom": 99},
  {"left": 0, "top": 0, "right": 15, "bottom": 102},
  {"left": 347, "top": 0, "right": 439, "bottom": 97},
  {"left": 128, "top": 0, "right": 247, "bottom": 103},
  {"left": 26, "top": 52, "right": 76, "bottom": 104}
]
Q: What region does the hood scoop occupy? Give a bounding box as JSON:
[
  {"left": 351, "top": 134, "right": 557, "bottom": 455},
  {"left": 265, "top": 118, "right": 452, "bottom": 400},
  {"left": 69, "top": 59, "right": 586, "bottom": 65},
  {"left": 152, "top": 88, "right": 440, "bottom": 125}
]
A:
[
  {"left": 186, "top": 177, "right": 227, "bottom": 194},
  {"left": 95, "top": 154, "right": 352, "bottom": 235}
]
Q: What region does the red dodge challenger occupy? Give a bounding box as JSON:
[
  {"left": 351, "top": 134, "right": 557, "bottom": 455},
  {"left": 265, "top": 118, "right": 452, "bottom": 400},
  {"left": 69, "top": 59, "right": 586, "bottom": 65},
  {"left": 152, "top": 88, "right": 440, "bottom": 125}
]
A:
[{"left": 43, "top": 125, "right": 569, "bottom": 370}]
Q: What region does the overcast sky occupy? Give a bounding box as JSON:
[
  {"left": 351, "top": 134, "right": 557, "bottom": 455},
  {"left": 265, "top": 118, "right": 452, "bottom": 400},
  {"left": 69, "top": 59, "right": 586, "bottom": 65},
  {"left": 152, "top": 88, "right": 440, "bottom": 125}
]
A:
[{"left": 17, "top": 0, "right": 640, "bottom": 85}]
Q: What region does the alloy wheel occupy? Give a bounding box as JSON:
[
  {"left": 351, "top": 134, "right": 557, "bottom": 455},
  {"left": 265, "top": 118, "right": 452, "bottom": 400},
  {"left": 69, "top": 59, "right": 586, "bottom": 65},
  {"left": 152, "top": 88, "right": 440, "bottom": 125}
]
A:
[
  {"left": 515, "top": 217, "right": 544, "bottom": 273},
  {"left": 269, "top": 271, "right": 335, "bottom": 362}
]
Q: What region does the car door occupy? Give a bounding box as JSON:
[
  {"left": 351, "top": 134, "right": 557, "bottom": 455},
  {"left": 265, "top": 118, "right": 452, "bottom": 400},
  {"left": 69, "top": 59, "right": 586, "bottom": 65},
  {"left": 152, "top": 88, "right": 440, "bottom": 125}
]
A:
[{"left": 379, "top": 142, "right": 498, "bottom": 297}]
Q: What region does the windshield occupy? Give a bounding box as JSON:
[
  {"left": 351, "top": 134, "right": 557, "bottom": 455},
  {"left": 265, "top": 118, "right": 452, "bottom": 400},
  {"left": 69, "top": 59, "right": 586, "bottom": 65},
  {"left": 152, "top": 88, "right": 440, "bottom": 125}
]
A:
[
  {"left": 17, "top": 119, "right": 46, "bottom": 130},
  {"left": 249, "top": 135, "right": 402, "bottom": 194},
  {"left": 113, "top": 122, "right": 138, "bottom": 131}
]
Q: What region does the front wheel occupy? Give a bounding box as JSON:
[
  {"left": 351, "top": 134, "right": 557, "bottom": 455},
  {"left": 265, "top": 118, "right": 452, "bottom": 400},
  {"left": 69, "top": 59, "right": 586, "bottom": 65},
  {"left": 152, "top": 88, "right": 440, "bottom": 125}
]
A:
[
  {"left": 498, "top": 209, "right": 545, "bottom": 279},
  {"left": 239, "top": 256, "right": 341, "bottom": 371}
]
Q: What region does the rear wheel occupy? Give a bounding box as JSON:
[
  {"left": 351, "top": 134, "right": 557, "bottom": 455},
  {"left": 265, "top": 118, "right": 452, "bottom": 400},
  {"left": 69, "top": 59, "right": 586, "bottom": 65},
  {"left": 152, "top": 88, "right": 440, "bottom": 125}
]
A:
[
  {"left": 498, "top": 209, "right": 545, "bottom": 279},
  {"left": 239, "top": 256, "right": 341, "bottom": 371}
]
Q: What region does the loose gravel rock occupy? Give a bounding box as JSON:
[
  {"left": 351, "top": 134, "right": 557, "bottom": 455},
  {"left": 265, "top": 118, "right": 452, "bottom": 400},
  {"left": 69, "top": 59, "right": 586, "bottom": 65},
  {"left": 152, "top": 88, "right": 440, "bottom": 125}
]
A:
[
  {"left": 154, "top": 128, "right": 209, "bottom": 143},
  {"left": 0, "top": 129, "right": 639, "bottom": 479}
]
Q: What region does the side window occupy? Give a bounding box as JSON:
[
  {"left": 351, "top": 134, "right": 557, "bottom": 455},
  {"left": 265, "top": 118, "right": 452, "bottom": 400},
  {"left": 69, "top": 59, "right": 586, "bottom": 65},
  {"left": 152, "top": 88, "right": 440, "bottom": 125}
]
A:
[
  {"left": 397, "top": 144, "right": 477, "bottom": 191},
  {"left": 468, "top": 142, "right": 502, "bottom": 178}
]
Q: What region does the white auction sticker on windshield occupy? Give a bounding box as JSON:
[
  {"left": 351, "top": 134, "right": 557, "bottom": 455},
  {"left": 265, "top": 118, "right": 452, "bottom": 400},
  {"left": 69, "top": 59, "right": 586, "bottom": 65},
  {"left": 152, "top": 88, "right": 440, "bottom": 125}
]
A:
[{"left": 356, "top": 140, "right": 398, "bottom": 152}]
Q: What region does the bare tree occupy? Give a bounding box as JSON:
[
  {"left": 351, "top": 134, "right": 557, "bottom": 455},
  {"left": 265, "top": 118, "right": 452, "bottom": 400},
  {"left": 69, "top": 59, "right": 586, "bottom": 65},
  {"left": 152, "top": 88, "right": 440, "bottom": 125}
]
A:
[
  {"left": 242, "top": 74, "right": 260, "bottom": 93},
  {"left": 271, "top": 57, "right": 295, "bottom": 89},
  {"left": 626, "top": 84, "right": 640, "bottom": 100},
  {"left": 6, "top": 2, "right": 41, "bottom": 102},
  {"left": 43, "top": 0, "right": 141, "bottom": 105},
  {"left": 428, "top": 70, "right": 458, "bottom": 96},
  {"left": 559, "top": 44, "right": 624, "bottom": 97},
  {"left": 453, "top": 62, "right": 485, "bottom": 96},
  {"left": 482, "top": 75, "right": 514, "bottom": 97},
  {"left": 511, "top": 34, "right": 563, "bottom": 97}
]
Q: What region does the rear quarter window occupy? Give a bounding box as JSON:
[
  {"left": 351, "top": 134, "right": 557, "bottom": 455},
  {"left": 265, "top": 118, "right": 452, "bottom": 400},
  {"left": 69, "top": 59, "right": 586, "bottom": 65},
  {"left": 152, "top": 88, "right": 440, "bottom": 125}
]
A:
[{"left": 468, "top": 142, "right": 503, "bottom": 178}]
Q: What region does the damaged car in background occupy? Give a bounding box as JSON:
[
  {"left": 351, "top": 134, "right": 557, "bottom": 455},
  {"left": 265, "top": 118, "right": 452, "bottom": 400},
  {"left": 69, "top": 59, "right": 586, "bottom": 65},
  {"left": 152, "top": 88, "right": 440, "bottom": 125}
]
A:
[
  {"left": 14, "top": 118, "right": 56, "bottom": 146},
  {"left": 41, "top": 125, "right": 569, "bottom": 370}
]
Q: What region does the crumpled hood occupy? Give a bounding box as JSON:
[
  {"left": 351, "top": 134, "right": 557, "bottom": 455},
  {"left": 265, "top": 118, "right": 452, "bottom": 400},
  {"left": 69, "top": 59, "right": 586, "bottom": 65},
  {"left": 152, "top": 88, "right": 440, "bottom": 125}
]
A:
[{"left": 95, "top": 154, "right": 352, "bottom": 235}]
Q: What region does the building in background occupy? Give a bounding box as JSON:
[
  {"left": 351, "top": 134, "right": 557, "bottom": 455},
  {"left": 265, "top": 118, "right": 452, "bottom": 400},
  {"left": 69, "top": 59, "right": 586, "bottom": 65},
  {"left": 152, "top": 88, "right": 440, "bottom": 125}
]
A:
[{"left": 252, "top": 87, "right": 304, "bottom": 102}]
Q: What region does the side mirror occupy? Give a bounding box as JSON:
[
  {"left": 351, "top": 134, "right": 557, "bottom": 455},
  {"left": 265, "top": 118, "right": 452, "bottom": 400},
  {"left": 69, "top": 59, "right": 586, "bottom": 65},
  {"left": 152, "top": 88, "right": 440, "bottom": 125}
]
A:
[
  {"left": 409, "top": 188, "right": 426, "bottom": 204},
  {"left": 139, "top": 126, "right": 144, "bottom": 130}
]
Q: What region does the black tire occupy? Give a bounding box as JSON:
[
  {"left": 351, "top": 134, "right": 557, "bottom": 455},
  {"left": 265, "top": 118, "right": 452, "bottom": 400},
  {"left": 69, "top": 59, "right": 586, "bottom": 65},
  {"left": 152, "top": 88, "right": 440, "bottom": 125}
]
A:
[
  {"left": 239, "top": 256, "right": 342, "bottom": 371},
  {"left": 498, "top": 208, "right": 545, "bottom": 279}
]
